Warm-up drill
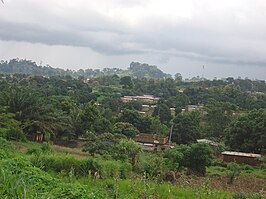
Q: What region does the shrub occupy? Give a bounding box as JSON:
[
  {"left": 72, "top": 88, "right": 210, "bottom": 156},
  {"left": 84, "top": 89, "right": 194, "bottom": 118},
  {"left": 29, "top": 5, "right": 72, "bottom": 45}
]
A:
[
  {"left": 211, "top": 158, "right": 227, "bottom": 167},
  {"left": 0, "top": 137, "right": 14, "bottom": 151},
  {"left": 27, "top": 142, "right": 54, "bottom": 156},
  {"left": 31, "top": 155, "right": 80, "bottom": 174},
  {"left": 0, "top": 128, "right": 26, "bottom": 141},
  {"left": 227, "top": 162, "right": 241, "bottom": 184},
  {"left": 26, "top": 147, "right": 42, "bottom": 156},
  {"left": 165, "top": 143, "right": 213, "bottom": 175},
  {"left": 119, "top": 162, "right": 132, "bottom": 179},
  {"left": 98, "top": 159, "right": 132, "bottom": 179},
  {"left": 101, "top": 161, "right": 120, "bottom": 178},
  {"left": 40, "top": 142, "right": 54, "bottom": 154},
  {"left": 188, "top": 143, "right": 213, "bottom": 175},
  {"left": 0, "top": 149, "right": 10, "bottom": 159},
  {"left": 79, "top": 158, "right": 102, "bottom": 176},
  {"left": 260, "top": 156, "right": 266, "bottom": 171},
  {"left": 136, "top": 153, "right": 169, "bottom": 179},
  {"left": 0, "top": 138, "right": 15, "bottom": 159},
  {"left": 163, "top": 148, "right": 183, "bottom": 171},
  {"left": 233, "top": 193, "right": 247, "bottom": 199},
  {"left": 242, "top": 165, "right": 254, "bottom": 173}
]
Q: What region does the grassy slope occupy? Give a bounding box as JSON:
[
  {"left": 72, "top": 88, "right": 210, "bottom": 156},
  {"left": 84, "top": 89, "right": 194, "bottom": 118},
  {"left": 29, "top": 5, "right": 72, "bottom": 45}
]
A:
[{"left": 9, "top": 141, "right": 266, "bottom": 198}]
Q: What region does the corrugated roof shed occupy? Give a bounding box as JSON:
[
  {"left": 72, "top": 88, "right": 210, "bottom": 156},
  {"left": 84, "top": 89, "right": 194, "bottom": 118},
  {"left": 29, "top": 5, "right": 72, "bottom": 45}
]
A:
[{"left": 221, "top": 151, "right": 261, "bottom": 158}]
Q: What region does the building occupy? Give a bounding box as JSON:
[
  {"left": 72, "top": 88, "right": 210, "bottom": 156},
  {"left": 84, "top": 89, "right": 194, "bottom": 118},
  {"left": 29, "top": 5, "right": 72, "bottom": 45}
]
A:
[
  {"left": 197, "top": 139, "right": 220, "bottom": 147},
  {"left": 135, "top": 133, "right": 173, "bottom": 151},
  {"left": 141, "top": 104, "right": 150, "bottom": 112},
  {"left": 187, "top": 104, "right": 203, "bottom": 112},
  {"left": 170, "top": 108, "right": 176, "bottom": 116},
  {"left": 121, "top": 95, "right": 159, "bottom": 103},
  {"left": 221, "top": 151, "right": 262, "bottom": 166}
]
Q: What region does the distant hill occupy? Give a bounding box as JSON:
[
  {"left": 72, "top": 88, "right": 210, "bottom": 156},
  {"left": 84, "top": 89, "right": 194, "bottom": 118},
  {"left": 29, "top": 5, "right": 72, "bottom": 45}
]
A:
[
  {"left": 0, "top": 59, "right": 171, "bottom": 79},
  {"left": 120, "top": 62, "right": 171, "bottom": 79},
  {"left": 0, "top": 59, "right": 66, "bottom": 76}
]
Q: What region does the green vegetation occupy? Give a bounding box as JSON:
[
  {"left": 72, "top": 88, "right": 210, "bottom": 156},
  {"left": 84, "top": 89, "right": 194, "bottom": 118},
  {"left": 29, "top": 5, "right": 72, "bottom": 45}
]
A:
[
  {"left": 0, "top": 59, "right": 265, "bottom": 198},
  {"left": 0, "top": 138, "right": 234, "bottom": 199},
  {"left": 227, "top": 163, "right": 241, "bottom": 184},
  {"left": 0, "top": 59, "right": 170, "bottom": 79},
  {"left": 0, "top": 138, "right": 265, "bottom": 198}
]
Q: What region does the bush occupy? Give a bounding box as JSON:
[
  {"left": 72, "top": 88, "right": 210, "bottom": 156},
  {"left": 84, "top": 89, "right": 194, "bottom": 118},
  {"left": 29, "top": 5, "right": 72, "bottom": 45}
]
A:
[
  {"left": 0, "top": 128, "right": 26, "bottom": 141},
  {"left": 233, "top": 193, "right": 247, "bottom": 199},
  {"left": 119, "top": 162, "right": 132, "bottom": 179},
  {"left": 40, "top": 142, "right": 54, "bottom": 154},
  {"left": 79, "top": 158, "right": 102, "bottom": 176},
  {"left": 163, "top": 148, "right": 183, "bottom": 171},
  {"left": 227, "top": 162, "right": 241, "bottom": 184},
  {"left": 188, "top": 143, "right": 213, "bottom": 175},
  {"left": 27, "top": 142, "right": 54, "bottom": 156},
  {"left": 0, "top": 149, "right": 11, "bottom": 159},
  {"left": 211, "top": 158, "right": 227, "bottom": 167},
  {"left": 101, "top": 161, "right": 120, "bottom": 178},
  {"left": 95, "top": 159, "right": 132, "bottom": 179},
  {"left": 0, "top": 138, "right": 15, "bottom": 159},
  {"left": 0, "top": 137, "right": 15, "bottom": 159},
  {"left": 136, "top": 153, "right": 169, "bottom": 179},
  {"left": 260, "top": 156, "right": 266, "bottom": 171},
  {"left": 163, "top": 143, "right": 213, "bottom": 175},
  {"left": 31, "top": 155, "right": 81, "bottom": 174},
  {"left": 26, "top": 147, "right": 42, "bottom": 156},
  {"left": 0, "top": 137, "right": 14, "bottom": 151},
  {"left": 242, "top": 165, "right": 254, "bottom": 173}
]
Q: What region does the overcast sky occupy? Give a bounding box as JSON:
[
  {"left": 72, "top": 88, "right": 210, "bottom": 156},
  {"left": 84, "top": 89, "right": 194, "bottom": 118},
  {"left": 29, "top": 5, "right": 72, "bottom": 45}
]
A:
[{"left": 0, "top": 0, "right": 266, "bottom": 79}]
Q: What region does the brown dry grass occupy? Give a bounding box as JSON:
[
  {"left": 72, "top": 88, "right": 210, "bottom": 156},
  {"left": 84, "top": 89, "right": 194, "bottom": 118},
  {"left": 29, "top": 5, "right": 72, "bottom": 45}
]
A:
[{"left": 176, "top": 174, "right": 266, "bottom": 195}]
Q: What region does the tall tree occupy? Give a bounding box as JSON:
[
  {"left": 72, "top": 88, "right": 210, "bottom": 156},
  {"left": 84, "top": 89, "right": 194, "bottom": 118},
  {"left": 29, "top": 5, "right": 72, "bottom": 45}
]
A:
[
  {"left": 225, "top": 109, "right": 266, "bottom": 153},
  {"left": 172, "top": 111, "right": 201, "bottom": 144},
  {"left": 204, "top": 99, "right": 237, "bottom": 139},
  {"left": 119, "top": 109, "right": 152, "bottom": 133},
  {"left": 120, "top": 76, "right": 133, "bottom": 89},
  {"left": 152, "top": 102, "right": 172, "bottom": 125}
]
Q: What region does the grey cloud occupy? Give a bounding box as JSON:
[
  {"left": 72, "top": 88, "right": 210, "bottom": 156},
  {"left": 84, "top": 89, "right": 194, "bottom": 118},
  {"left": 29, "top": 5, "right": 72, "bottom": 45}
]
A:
[
  {"left": 0, "top": 0, "right": 266, "bottom": 69},
  {"left": 0, "top": 20, "right": 140, "bottom": 55}
]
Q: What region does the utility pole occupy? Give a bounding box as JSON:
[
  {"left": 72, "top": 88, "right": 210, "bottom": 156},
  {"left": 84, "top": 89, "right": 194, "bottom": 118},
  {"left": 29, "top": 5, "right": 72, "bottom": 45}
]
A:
[
  {"left": 202, "top": 65, "right": 205, "bottom": 79},
  {"left": 168, "top": 124, "right": 173, "bottom": 144}
]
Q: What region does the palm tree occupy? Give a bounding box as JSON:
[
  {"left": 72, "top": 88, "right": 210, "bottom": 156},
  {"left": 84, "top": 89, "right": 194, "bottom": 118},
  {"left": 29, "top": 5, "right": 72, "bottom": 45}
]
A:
[{"left": 0, "top": 86, "right": 71, "bottom": 141}]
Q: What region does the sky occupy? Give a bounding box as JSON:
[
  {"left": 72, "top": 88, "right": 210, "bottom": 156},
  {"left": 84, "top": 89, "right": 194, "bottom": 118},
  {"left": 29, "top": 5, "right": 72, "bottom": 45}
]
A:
[{"left": 0, "top": 0, "right": 266, "bottom": 79}]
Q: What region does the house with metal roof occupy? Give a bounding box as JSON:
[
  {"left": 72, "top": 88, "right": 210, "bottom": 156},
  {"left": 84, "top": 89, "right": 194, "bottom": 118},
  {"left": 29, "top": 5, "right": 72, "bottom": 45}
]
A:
[
  {"left": 135, "top": 133, "right": 173, "bottom": 151},
  {"left": 221, "top": 151, "right": 262, "bottom": 166}
]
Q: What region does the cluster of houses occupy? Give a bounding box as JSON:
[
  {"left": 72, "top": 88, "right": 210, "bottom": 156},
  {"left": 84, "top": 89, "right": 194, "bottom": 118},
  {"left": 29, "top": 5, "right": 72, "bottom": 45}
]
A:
[
  {"left": 135, "top": 134, "right": 262, "bottom": 166},
  {"left": 121, "top": 95, "right": 204, "bottom": 117},
  {"left": 124, "top": 95, "right": 264, "bottom": 167},
  {"left": 121, "top": 95, "right": 160, "bottom": 103},
  {"left": 32, "top": 94, "right": 264, "bottom": 167}
]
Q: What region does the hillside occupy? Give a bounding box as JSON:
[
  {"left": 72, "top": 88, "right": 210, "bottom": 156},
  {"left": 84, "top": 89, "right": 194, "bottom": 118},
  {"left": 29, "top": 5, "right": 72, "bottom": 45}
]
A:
[
  {"left": 119, "top": 62, "right": 171, "bottom": 79},
  {"left": 0, "top": 59, "right": 170, "bottom": 79}
]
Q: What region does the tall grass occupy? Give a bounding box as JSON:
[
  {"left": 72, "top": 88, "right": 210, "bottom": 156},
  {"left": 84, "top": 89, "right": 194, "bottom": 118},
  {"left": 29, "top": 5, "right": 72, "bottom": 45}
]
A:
[
  {"left": 0, "top": 157, "right": 106, "bottom": 198},
  {"left": 30, "top": 154, "right": 132, "bottom": 179},
  {"left": 1, "top": 139, "right": 264, "bottom": 198}
]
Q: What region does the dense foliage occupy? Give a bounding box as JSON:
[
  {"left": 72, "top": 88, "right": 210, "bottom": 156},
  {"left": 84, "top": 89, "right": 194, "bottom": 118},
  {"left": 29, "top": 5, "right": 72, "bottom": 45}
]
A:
[
  {"left": 0, "top": 59, "right": 170, "bottom": 79},
  {"left": 0, "top": 59, "right": 266, "bottom": 154},
  {"left": 0, "top": 59, "right": 266, "bottom": 198}
]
